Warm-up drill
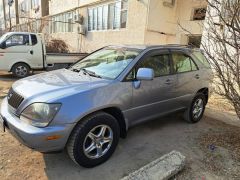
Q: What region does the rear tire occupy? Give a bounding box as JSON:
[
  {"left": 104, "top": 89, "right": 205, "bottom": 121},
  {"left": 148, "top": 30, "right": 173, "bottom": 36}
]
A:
[
  {"left": 12, "top": 63, "right": 30, "bottom": 78},
  {"left": 184, "top": 93, "right": 206, "bottom": 123},
  {"left": 67, "top": 112, "right": 120, "bottom": 168}
]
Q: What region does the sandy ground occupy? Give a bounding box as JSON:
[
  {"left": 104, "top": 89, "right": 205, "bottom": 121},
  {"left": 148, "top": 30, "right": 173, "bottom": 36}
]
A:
[{"left": 0, "top": 71, "right": 240, "bottom": 180}]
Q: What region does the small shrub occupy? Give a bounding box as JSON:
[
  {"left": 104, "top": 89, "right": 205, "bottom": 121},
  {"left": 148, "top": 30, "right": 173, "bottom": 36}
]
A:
[{"left": 46, "top": 39, "right": 69, "bottom": 53}]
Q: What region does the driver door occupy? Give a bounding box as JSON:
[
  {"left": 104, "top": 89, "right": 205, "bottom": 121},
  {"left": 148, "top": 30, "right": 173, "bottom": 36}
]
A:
[
  {"left": 127, "top": 49, "right": 178, "bottom": 126},
  {"left": 0, "top": 34, "right": 32, "bottom": 70}
]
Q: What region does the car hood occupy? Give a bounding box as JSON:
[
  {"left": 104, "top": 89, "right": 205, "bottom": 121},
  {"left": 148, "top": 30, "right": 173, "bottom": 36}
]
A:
[{"left": 12, "top": 69, "right": 112, "bottom": 101}]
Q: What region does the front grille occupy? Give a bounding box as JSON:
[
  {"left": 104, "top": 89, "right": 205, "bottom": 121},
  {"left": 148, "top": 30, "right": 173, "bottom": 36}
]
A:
[{"left": 7, "top": 88, "right": 24, "bottom": 109}]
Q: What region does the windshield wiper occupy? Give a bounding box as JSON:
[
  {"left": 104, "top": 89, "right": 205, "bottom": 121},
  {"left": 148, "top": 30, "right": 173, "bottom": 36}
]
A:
[{"left": 81, "top": 68, "right": 102, "bottom": 79}]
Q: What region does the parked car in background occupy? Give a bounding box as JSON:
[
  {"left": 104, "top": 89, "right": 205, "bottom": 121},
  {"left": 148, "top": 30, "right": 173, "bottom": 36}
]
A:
[
  {"left": 0, "top": 32, "right": 87, "bottom": 78},
  {"left": 0, "top": 45, "right": 213, "bottom": 167}
]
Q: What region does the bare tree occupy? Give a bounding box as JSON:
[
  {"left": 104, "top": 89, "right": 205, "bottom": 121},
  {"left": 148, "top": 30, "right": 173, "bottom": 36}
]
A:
[
  {"left": 179, "top": 0, "right": 240, "bottom": 118},
  {"left": 202, "top": 0, "right": 240, "bottom": 119},
  {"left": 203, "top": 0, "right": 240, "bottom": 118}
]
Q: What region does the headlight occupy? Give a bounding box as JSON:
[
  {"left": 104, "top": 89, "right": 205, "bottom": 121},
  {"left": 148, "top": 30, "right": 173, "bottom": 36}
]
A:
[{"left": 20, "top": 103, "right": 61, "bottom": 127}]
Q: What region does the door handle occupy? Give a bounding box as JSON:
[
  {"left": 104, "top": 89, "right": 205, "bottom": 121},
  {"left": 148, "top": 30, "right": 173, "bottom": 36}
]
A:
[
  {"left": 165, "top": 79, "right": 172, "bottom": 85},
  {"left": 195, "top": 74, "right": 200, "bottom": 79},
  {"left": 29, "top": 50, "right": 33, "bottom": 55}
]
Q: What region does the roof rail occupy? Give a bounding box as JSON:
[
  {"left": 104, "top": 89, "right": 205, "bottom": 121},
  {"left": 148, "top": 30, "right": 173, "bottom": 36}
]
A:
[{"left": 165, "top": 44, "right": 193, "bottom": 48}]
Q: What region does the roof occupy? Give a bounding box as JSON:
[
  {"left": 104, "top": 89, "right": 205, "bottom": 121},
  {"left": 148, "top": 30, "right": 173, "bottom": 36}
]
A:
[
  {"left": 107, "top": 44, "right": 200, "bottom": 51},
  {"left": 5, "top": 32, "right": 30, "bottom": 35}
]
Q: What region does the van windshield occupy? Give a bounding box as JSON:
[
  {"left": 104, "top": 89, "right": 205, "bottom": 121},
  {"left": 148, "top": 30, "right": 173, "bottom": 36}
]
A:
[
  {"left": 69, "top": 47, "right": 140, "bottom": 79},
  {"left": 0, "top": 33, "right": 9, "bottom": 44}
]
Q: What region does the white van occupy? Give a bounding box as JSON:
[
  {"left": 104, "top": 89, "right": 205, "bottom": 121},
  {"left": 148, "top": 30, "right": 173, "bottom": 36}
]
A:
[{"left": 0, "top": 32, "right": 87, "bottom": 78}]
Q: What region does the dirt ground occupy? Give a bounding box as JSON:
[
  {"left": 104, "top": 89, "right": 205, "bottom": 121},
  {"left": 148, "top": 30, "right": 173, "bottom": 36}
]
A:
[{"left": 0, "top": 71, "right": 240, "bottom": 180}]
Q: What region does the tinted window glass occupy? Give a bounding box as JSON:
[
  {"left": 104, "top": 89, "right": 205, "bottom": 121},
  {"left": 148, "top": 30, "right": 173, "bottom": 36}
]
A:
[
  {"left": 31, "top": 34, "right": 38, "bottom": 45},
  {"left": 138, "top": 54, "right": 171, "bottom": 77},
  {"left": 192, "top": 51, "right": 211, "bottom": 68},
  {"left": 172, "top": 53, "right": 197, "bottom": 73},
  {"left": 5, "top": 34, "right": 29, "bottom": 47}
]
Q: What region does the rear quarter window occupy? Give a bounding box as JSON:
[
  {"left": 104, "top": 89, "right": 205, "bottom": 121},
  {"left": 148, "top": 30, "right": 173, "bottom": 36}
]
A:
[{"left": 192, "top": 51, "right": 211, "bottom": 68}]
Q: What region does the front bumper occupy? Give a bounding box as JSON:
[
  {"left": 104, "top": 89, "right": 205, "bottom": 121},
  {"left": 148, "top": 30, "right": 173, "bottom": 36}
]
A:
[{"left": 0, "top": 98, "right": 75, "bottom": 152}]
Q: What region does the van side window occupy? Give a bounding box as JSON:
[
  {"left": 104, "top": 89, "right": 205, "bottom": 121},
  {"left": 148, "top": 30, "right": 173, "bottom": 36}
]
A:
[
  {"left": 137, "top": 54, "right": 171, "bottom": 77},
  {"left": 31, "top": 34, "right": 38, "bottom": 45},
  {"left": 5, "top": 34, "right": 30, "bottom": 47},
  {"left": 172, "top": 52, "right": 198, "bottom": 73}
]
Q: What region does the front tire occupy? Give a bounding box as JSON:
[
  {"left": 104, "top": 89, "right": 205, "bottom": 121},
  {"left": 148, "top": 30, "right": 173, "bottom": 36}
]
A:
[
  {"left": 67, "top": 112, "right": 120, "bottom": 168},
  {"left": 12, "top": 63, "right": 30, "bottom": 78},
  {"left": 184, "top": 93, "right": 206, "bottom": 123}
]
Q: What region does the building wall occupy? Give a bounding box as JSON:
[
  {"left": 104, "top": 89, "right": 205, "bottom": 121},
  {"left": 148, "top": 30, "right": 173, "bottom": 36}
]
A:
[
  {"left": 18, "top": 0, "right": 49, "bottom": 24},
  {"left": 49, "top": 0, "right": 79, "bottom": 15},
  {"left": 2, "top": 0, "right": 207, "bottom": 52},
  {"left": 50, "top": 0, "right": 149, "bottom": 53},
  {"left": 175, "top": 0, "right": 207, "bottom": 44},
  {"left": 48, "top": 0, "right": 207, "bottom": 52},
  {"left": 144, "top": 0, "right": 207, "bottom": 45},
  {"left": 3, "top": 0, "right": 17, "bottom": 29},
  {"left": 81, "top": 0, "right": 148, "bottom": 52}
]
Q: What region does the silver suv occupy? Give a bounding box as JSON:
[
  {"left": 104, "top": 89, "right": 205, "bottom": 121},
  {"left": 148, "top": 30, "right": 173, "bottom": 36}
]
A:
[{"left": 0, "top": 45, "right": 213, "bottom": 167}]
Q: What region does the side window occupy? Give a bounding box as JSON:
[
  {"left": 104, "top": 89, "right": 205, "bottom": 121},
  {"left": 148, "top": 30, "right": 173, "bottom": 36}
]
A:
[
  {"left": 138, "top": 54, "right": 171, "bottom": 77},
  {"left": 192, "top": 51, "right": 211, "bottom": 68},
  {"left": 31, "top": 34, "right": 38, "bottom": 46},
  {"left": 5, "top": 34, "right": 30, "bottom": 47},
  {"left": 172, "top": 52, "right": 197, "bottom": 73}
]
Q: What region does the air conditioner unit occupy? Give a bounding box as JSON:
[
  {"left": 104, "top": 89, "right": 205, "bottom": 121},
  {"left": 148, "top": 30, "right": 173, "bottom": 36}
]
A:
[
  {"left": 76, "top": 25, "right": 86, "bottom": 35},
  {"left": 163, "top": 0, "right": 175, "bottom": 7},
  {"left": 8, "top": 0, "right": 14, "bottom": 6},
  {"left": 74, "top": 14, "right": 84, "bottom": 24}
]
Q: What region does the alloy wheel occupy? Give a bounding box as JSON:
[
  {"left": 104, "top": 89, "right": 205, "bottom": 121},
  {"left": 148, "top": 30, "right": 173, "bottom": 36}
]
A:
[
  {"left": 83, "top": 125, "right": 113, "bottom": 159},
  {"left": 192, "top": 98, "right": 204, "bottom": 119},
  {"left": 15, "top": 65, "right": 28, "bottom": 77}
]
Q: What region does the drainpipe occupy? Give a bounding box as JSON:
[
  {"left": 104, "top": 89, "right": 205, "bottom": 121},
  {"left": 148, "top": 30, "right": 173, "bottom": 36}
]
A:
[
  {"left": 9, "top": 5, "right": 12, "bottom": 31},
  {"left": 2, "top": 0, "right": 7, "bottom": 30},
  {"left": 8, "top": 0, "right": 14, "bottom": 31},
  {"left": 15, "top": 0, "right": 19, "bottom": 25},
  {"left": 144, "top": 0, "right": 151, "bottom": 44}
]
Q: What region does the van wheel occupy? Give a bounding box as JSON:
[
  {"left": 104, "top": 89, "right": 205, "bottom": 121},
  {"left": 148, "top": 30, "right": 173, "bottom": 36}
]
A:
[
  {"left": 12, "top": 63, "right": 30, "bottom": 78},
  {"left": 67, "top": 112, "right": 120, "bottom": 168},
  {"left": 184, "top": 93, "right": 206, "bottom": 123}
]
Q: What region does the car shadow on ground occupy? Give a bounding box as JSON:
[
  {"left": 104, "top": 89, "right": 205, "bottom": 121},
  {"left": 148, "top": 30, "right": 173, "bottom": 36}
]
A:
[
  {"left": 42, "top": 113, "right": 206, "bottom": 180},
  {"left": 0, "top": 73, "right": 18, "bottom": 81},
  {"left": 0, "top": 71, "right": 44, "bottom": 82}
]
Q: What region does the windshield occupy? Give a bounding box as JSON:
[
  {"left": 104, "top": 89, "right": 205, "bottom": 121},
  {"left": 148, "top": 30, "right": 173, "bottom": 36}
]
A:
[
  {"left": 0, "top": 33, "right": 10, "bottom": 44},
  {"left": 69, "top": 47, "right": 140, "bottom": 79}
]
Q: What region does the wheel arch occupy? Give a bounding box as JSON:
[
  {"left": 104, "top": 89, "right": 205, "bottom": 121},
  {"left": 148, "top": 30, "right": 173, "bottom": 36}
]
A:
[
  {"left": 10, "top": 62, "right": 31, "bottom": 72},
  {"left": 72, "top": 107, "right": 127, "bottom": 139},
  {"left": 196, "top": 87, "right": 209, "bottom": 103},
  {"left": 102, "top": 107, "right": 127, "bottom": 138}
]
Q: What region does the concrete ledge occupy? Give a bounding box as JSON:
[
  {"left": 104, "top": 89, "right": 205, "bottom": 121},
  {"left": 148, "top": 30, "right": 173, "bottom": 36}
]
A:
[{"left": 121, "top": 151, "right": 186, "bottom": 180}]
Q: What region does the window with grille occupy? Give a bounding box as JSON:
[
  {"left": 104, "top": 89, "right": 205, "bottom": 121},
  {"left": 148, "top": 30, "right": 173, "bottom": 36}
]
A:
[
  {"left": 192, "top": 7, "right": 207, "bottom": 21},
  {"left": 50, "top": 11, "right": 75, "bottom": 33},
  {"left": 88, "top": 0, "right": 128, "bottom": 31}
]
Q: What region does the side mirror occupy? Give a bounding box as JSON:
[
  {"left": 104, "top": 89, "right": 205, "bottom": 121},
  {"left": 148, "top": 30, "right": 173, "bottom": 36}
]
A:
[
  {"left": 136, "top": 68, "right": 154, "bottom": 81},
  {"left": 0, "top": 41, "right": 6, "bottom": 49}
]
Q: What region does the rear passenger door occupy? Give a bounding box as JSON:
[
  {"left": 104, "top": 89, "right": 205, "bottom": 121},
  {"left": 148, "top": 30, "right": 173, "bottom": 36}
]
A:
[{"left": 170, "top": 50, "right": 200, "bottom": 107}]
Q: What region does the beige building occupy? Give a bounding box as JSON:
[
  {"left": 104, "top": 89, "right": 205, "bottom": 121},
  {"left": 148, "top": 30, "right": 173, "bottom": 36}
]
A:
[
  {"left": 0, "top": 0, "right": 49, "bottom": 31},
  {"left": 17, "top": 0, "right": 49, "bottom": 24},
  {"left": 1, "top": 0, "right": 18, "bottom": 31},
  {"left": 0, "top": 0, "right": 208, "bottom": 52}
]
